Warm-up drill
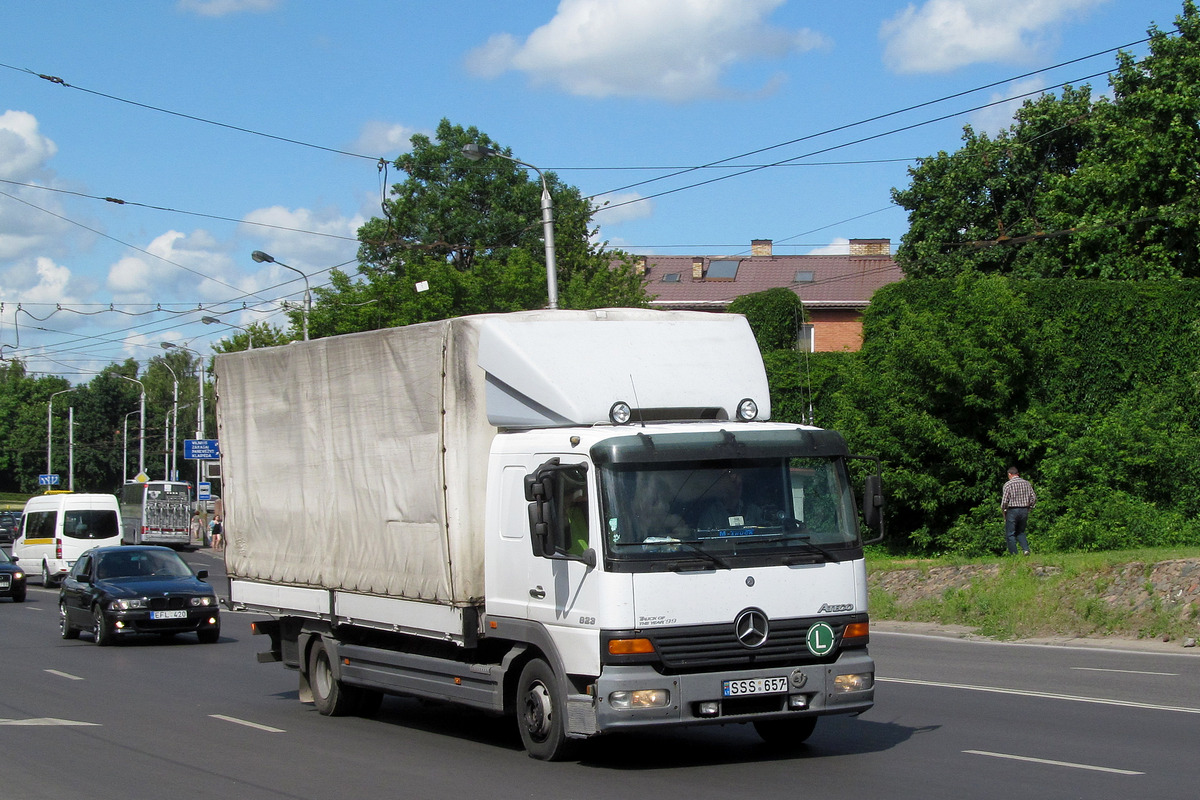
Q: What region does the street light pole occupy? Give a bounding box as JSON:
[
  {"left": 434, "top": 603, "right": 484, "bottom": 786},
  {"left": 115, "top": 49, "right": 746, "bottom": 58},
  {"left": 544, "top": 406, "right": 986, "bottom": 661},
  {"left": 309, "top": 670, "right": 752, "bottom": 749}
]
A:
[
  {"left": 461, "top": 143, "right": 559, "bottom": 310},
  {"left": 158, "top": 360, "right": 180, "bottom": 480},
  {"left": 114, "top": 374, "right": 147, "bottom": 478},
  {"left": 251, "top": 251, "right": 310, "bottom": 340},
  {"left": 47, "top": 387, "right": 79, "bottom": 477},
  {"left": 202, "top": 315, "right": 255, "bottom": 349},
  {"left": 161, "top": 343, "right": 204, "bottom": 440},
  {"left": 122, "top": 409, "right": 140, "bottom": 485}
]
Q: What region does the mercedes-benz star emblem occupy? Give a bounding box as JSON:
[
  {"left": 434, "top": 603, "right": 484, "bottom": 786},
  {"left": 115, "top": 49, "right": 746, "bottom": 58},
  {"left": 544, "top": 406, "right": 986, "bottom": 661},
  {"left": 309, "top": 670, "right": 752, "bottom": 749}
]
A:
[{"left": 734, "top": 608, "right": 769, "bottom": 649}]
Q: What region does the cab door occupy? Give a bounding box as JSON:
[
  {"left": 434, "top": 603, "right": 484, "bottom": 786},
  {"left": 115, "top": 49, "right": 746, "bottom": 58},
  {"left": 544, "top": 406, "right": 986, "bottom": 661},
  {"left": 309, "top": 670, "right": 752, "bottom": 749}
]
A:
[{"left": 522, "top": 455, "right": 602, "bottom": 676}]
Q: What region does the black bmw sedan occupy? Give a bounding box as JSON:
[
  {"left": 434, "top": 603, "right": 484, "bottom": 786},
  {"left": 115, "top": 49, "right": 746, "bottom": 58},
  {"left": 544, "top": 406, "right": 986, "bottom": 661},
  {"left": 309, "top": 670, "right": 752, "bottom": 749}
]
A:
[
  {"left": 59, "top": 545, "right": 220, "bottom": 645},
  {"left": 0, "top": 549, "right": 27, "bottom": 602}
]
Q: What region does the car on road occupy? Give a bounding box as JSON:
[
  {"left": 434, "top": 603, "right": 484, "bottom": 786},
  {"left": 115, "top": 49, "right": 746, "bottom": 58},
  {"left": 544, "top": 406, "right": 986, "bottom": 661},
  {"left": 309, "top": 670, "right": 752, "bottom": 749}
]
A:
[
  {"left": 0, "top": 549, "right": 27, "bottom": 602},
  {"left": 0, "top": 511, "right": 20, "bottom": 544},
  {"left": 59, "top": 545, "right": 220, "bottom": 645}
]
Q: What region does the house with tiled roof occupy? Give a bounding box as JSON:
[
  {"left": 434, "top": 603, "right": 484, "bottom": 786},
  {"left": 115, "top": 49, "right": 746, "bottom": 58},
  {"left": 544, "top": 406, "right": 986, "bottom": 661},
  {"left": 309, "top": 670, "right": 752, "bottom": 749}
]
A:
[{"left": 634, "top": 238, "right": 903, "bottom": 352}]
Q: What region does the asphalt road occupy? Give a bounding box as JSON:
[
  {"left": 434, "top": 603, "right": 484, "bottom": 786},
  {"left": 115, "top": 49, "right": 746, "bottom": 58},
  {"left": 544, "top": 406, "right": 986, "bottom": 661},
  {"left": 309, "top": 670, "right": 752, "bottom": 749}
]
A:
[{"left": 2, "top": 550, "right": 1198, "bottom": 800}]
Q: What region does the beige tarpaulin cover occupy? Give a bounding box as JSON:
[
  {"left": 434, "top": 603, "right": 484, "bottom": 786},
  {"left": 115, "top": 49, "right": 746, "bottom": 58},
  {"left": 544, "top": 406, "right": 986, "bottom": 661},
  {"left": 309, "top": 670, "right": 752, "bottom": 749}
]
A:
[{"left": 215, "top": 309, "right": 768, "bottom": 607}]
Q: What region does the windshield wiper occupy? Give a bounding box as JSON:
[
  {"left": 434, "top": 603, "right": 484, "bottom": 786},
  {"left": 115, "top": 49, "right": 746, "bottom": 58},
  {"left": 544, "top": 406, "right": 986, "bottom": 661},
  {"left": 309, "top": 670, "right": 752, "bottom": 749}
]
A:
[
  {"left": 783, "top": 536, "right": 841, "bottom": 564},
  {"left": 644, "top": 538, "right": 733, "bottom": 570}
]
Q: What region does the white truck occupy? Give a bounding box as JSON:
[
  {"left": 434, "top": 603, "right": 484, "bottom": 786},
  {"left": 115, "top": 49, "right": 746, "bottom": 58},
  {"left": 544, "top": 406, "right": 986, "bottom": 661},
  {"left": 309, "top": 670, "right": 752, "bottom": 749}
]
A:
[{"left": 215, "top": 309, "right": 883, "bottom": 760}]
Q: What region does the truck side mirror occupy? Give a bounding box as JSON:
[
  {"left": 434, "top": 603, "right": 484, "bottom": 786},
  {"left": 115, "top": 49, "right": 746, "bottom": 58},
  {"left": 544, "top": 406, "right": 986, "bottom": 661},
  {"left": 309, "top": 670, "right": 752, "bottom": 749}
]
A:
[
  {"left": 861, "top": 473, "right": 885, "bottom": 545},
  {"left": 524, "top": 459, "right": 592, "bottom": 564}
]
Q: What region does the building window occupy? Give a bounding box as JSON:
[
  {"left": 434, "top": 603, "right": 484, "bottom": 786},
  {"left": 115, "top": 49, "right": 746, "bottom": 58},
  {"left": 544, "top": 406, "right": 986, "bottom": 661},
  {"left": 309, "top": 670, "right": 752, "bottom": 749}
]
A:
[
  {"left": 705, "top": 259, "right": 741, "bottom": 280},
  {"left": 794, "top": 270, "right": 815, "bottom": 283},
  {"left": 662, "top": 273, "right": 681, "bottom": 282},
  {"left": 798, "top": 324, "right": 815, "bottom": 353}
]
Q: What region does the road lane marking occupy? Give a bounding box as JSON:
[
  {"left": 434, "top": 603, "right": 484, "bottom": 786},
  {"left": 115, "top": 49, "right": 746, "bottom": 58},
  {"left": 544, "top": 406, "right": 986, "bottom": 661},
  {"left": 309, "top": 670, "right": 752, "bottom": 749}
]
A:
[
  {"left": 210, "top": 714, "right": 285, "bottom": 733},
  {"left": 964, "top": 749, "right": 1144, "bottom": 775},
  {"left": 45, "top": 669, "right": 84, "bottom": 681},
  {"left": 877, "top": 676, "right": 1200, "bottom": 714},
  {"left": 0, "top": 718, "right": 99, "bottom": 726},
  {"left": 1070, "top": 666, "right": 1177, "bottom": 676}
]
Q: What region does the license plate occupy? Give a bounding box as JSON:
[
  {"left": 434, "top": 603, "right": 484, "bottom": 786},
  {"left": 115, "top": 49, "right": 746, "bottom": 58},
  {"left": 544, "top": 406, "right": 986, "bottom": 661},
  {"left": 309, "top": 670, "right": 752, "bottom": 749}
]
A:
[
  {"left": 723, "top": 676, "right": 789, "bottom": 696},
  {"left": 0, "top": 577, "right": 10, "bottom": 589},
  {"left": 151, "top": 610, "right": 187, "bottom": 620}
]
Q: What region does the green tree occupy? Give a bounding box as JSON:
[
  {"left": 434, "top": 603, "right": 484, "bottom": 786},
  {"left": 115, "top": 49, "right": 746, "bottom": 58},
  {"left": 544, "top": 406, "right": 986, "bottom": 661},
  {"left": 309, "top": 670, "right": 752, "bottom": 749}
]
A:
[
  {"left": 894, "top": 1, "right": 1200, "bottom": 279},
  {"left": 317, "top": 119, "right": 645, "bottom": 336}
]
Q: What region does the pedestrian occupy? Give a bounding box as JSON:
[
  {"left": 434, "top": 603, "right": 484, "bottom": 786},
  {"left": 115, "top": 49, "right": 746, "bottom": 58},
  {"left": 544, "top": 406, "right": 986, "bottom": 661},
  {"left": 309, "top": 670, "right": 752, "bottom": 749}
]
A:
[
  {"left": 1001, "top": 466, "right": 1036, "bottom": 555},
  {"left": 190, "top": 513, "right": 203, "bottom": 547},
  {"left": 210, "top": 514, "right": 224, "bottom": 551}
]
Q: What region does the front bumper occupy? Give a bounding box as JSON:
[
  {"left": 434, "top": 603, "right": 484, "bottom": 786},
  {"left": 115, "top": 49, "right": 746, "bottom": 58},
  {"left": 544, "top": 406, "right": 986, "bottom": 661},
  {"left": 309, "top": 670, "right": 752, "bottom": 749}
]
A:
[
  {"left": 591, "top": 649, "right": 874, "bottom": 733},
  {"left": 108, "top": 607, "right": 221, "bottom": 636}
]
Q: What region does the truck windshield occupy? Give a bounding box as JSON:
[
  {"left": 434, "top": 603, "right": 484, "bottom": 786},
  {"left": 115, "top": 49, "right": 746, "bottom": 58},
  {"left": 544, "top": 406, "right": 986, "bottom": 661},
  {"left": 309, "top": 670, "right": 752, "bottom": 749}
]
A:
[{"left": 598, "top": 456, "right": 861, "bottom": 569}]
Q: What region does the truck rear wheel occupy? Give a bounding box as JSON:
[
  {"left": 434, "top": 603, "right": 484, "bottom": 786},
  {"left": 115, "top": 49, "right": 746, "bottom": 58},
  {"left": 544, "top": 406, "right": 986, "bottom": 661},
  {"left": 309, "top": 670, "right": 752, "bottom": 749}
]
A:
[
  {"left": 516, "top": 658, "right": 575, "bottom": 761},
  {"left": 309, "top": 641, "right": 362, "bottom": 716}
]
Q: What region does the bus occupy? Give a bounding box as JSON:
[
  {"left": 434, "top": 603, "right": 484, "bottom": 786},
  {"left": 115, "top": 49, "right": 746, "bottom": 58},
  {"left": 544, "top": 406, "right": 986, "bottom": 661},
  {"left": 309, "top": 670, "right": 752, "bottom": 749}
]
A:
[{"left": 118, "top": 480, "right": 194, "bottom": 547}]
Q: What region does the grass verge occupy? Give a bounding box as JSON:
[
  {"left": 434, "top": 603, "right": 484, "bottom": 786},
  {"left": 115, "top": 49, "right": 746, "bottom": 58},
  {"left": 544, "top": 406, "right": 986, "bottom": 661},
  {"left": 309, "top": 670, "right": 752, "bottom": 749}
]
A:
[{"left": 868, "top": 547, "right": 1200, "bottom": 643}]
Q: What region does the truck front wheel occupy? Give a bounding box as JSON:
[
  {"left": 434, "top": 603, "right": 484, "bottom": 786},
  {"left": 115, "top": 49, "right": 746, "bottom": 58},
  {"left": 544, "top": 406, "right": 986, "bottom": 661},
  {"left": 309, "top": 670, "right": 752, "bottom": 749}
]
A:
[
  {"left": 516, "top": 658, "right": 575, "bottom": 761},
  {"left": 309, "top": 643, "right": 357, "bottom": 716},
  {"left": 753, "top": 716, "right": 818, "bottom": 748}
]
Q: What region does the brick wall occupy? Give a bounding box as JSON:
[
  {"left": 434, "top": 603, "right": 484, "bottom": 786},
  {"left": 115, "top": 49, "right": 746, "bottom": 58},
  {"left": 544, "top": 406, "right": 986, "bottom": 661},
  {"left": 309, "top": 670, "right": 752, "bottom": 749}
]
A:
[{"left": 809, "top": 309, "right": 864, "bottom": 351}]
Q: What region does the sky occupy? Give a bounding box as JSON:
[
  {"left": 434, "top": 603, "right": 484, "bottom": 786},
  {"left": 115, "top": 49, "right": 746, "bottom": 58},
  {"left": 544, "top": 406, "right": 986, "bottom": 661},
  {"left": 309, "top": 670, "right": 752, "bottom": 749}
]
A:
[{"left": 0, "top": 0, "right": 1190, "bottom": 381}]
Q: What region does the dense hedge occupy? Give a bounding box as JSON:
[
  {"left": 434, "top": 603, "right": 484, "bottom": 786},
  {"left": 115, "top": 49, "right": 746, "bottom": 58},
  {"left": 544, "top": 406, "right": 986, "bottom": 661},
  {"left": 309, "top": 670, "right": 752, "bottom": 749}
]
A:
[{"left": 760, "top": 276, "right": 1200, "bottom": 555}]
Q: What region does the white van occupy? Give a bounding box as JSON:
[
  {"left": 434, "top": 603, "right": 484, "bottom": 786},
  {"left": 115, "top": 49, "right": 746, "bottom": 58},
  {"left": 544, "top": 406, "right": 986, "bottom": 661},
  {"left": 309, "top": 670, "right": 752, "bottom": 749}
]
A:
[{"left": 13, "top": 493, "right": 123, "bottom": 586}]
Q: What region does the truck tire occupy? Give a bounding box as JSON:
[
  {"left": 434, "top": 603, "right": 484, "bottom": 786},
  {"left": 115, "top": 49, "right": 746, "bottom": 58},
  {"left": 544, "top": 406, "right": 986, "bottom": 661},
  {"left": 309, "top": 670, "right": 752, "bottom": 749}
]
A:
[
  {"left": 753, "top": 716, "right": 817, "bottom": 748},
  {"left": 309, "top": 642, "right": 358, "bottom": 716},
  {"left": 516, "top": 658, "right": 575, "bottom": 761}
]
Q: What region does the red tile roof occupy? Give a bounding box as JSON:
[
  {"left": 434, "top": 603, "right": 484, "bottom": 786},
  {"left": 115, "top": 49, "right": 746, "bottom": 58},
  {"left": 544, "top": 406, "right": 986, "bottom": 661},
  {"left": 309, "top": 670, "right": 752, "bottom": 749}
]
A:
[{"left": 635, "top": 251, "right": 904, "bottom": 310}]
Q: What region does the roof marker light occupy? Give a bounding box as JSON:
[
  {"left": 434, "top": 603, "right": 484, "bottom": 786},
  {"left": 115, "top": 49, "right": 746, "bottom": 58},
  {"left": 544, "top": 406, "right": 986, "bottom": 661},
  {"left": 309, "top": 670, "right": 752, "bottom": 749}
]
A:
[
  {"left": 609, "top": 402, "right": 632, "bottom": 425},
  {"left": 736, "top": 398, "right": 759, "bottom": 421}
]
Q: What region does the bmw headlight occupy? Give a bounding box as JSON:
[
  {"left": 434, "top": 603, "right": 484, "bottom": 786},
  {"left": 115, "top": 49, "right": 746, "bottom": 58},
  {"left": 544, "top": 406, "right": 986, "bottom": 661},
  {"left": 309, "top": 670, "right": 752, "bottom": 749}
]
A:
[
  {"left": 190, "top": 596, "right": 215, "bottom": 607},
  {"left": 108, "top": 598, "right": 145, "bottom": 611}
]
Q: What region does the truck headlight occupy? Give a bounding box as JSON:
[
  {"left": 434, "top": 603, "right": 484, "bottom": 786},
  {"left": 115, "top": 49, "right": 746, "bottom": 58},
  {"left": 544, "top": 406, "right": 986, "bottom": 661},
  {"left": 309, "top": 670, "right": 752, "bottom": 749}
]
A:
[
  {"left": 833, "top": 673, "right": 874, "bottom": 693},
  {"left": 609, "top": 689, "right": 670, "bottom": 709}
]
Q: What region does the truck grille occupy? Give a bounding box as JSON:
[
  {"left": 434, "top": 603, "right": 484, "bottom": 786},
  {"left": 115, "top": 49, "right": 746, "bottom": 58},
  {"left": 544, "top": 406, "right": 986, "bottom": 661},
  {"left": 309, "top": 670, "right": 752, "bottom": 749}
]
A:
[{"left": 645, "top": 615, "right": 860, "bottom": 673}]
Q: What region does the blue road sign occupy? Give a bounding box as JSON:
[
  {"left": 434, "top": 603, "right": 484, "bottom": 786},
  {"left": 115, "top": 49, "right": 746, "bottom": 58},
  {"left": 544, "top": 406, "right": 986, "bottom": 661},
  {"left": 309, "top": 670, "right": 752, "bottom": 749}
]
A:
[
  {"left": 198, "top": 482, "right": 212, "bottom": 501},
  {"left": 38, "top": 474, "right": 61, "bottom": 486},
  {"left": 184, "top": 439, "right": 220, "bottom": 460}
]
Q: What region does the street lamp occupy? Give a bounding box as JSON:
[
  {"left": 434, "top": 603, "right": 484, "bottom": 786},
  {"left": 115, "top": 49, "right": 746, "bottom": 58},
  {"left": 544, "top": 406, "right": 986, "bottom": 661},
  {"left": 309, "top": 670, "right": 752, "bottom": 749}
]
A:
[
  {"left": 461, "top": 143, "right": 559, "bottom": 310},
  {"left": 202, "top": 315, "right": 255, "bottom": 349},
  {"left": 252, "top": 250, "right": 310, "bottom": 340},
  {"left": 163, "top": 341, "right": 207, "bottom": 492},
  {"left": 161, "top": 342, "right": 205, "bottom": 440},
  {"left": 158, "top": 360, "right": 180, "bottom": 479},
  {"left": 122, "top": 409, "right": 140, "bottom": 485},
  {"left": 47, "top": 387, "right": 79, "bottom": 478},
  {"left": 113, "top": 374, "right": 147, "bottom": 478}
]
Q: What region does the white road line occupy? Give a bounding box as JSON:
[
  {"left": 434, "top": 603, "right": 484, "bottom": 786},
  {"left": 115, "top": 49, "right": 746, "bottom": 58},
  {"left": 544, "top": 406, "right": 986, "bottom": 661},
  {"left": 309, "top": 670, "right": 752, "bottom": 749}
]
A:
[
  {"left": 209, "top": 714, "right": 285, "bottom": 733},
  {"left": 964, "top": 749, "right": 1144, "bottom": 775},
  {"left": 0, "top": 718, "right": 99, "bottom": 726},
  {"left": 878, "top": 676, "right": 1200, "bottom": 714},
  {"left": 1070, "top": 666, "right": 1177, "bottom": 676},
  {"left": 44, "top": 669, "right": 84, "bottom": 681}
]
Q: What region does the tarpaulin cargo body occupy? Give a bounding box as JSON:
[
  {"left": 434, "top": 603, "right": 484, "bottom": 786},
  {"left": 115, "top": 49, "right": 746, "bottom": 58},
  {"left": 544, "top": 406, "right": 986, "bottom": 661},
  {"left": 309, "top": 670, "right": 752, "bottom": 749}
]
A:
[{"left": 214, "top": 309, "right": 768, "bottom": 610}]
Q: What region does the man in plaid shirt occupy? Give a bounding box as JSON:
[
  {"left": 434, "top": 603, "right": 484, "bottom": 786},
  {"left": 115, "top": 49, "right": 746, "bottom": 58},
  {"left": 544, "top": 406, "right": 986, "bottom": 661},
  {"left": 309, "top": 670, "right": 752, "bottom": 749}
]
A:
[{"left": 1001, "top": 467, "right": 1037, "bottom": 555}]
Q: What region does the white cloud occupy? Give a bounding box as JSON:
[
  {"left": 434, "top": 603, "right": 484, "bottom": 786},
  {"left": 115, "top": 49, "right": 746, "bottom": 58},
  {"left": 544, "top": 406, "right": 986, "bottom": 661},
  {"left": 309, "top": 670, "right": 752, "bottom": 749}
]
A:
[
  {"left": 969, "top": 77, "right": 1048, "bottom": 136},
  {"left": 880, "top": 0, "right": 1108, "bottom": 74},
  {"left": 0, "top": 110, "right": 58, "bottom": 180},
  {"left": 806, "top": 237, "right": 850, "bottom": 255},
  {"left": 241, "top": 205, "right": 364, "bottom": 269},
  {"left": 353, "top": 122, "right": 424, "bottom": 158},
  {"left": 176, "top": 0, "right": 280, "bottom": 17},
  {"left": 465, "top": 0, "right": 828, "bottom": 102}
]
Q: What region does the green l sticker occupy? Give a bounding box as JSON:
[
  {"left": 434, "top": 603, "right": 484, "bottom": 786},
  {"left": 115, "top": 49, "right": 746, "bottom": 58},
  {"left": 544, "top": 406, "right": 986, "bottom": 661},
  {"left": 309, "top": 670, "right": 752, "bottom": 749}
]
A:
[{"left": 806, "top": 622, "right": 836, "bottom": 656}]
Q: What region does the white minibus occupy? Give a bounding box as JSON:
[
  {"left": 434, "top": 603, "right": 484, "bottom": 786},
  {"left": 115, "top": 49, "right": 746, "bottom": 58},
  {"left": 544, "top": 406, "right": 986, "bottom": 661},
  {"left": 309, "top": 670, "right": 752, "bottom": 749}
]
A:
[{"left": 13, "top": 493, "right": 123, "bottom": 586}]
